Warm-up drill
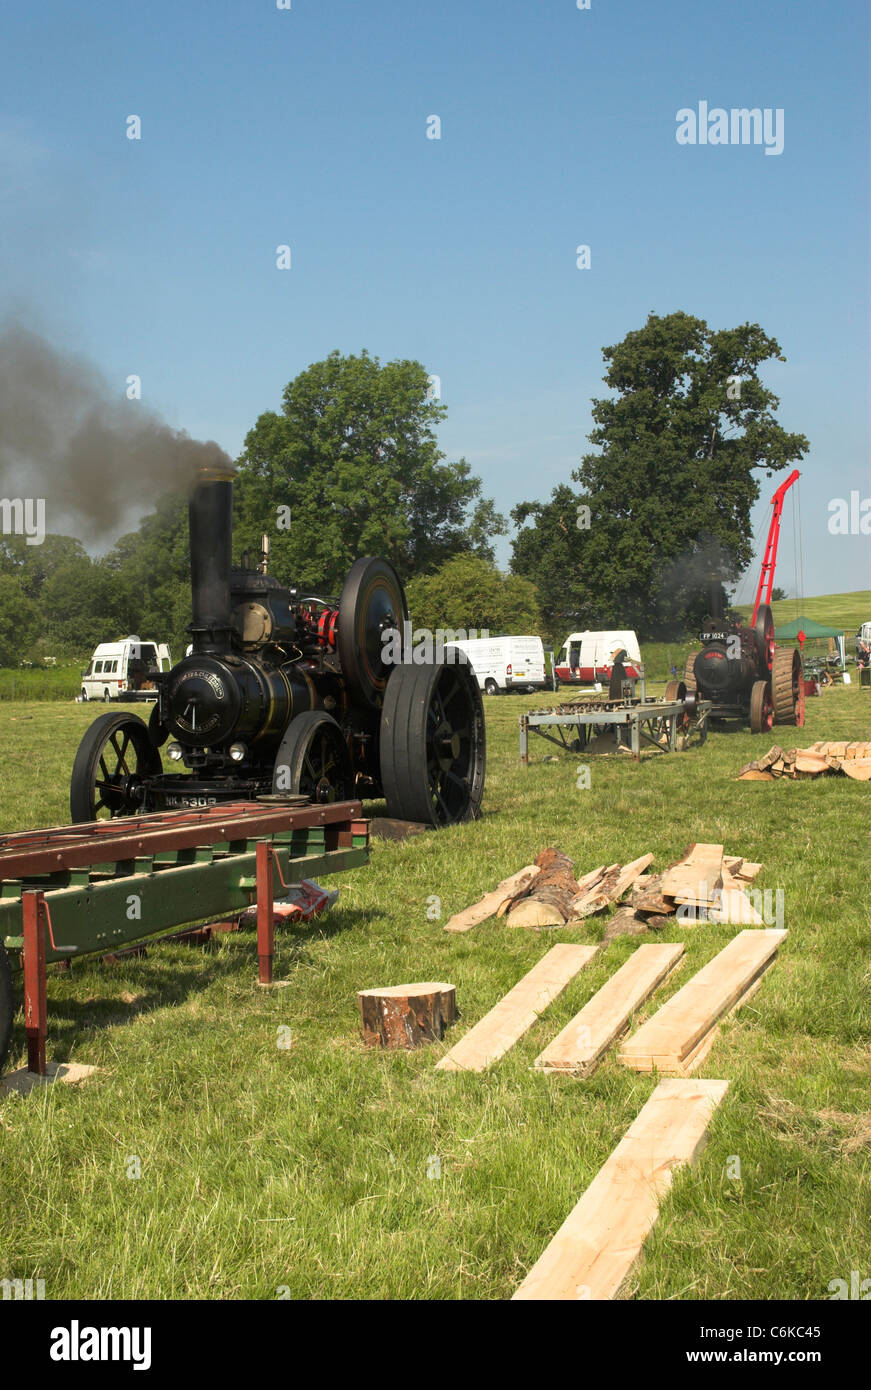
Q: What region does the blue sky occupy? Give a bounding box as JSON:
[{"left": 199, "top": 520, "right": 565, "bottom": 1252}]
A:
[{"left": 1, "top": 0, "right": 868, "bottom": 601}]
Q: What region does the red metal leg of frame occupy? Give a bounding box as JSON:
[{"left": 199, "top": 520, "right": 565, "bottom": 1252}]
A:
[
  {"left": 22, "top": 890, "right": 47, "bottom": 1075},
  {"left": 256, "top": 841, "right": 275, "bottom": 985}
]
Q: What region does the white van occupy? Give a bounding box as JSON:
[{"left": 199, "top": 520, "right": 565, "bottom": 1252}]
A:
[
  {"left": 80, "top": 637, "right": 172, "bottom": 702},
  {"left": 554, "top": 630, "right": 642, "bottom": 688},
  {"left": 443, "top": 635, "right": 546, "bottom": 695}
]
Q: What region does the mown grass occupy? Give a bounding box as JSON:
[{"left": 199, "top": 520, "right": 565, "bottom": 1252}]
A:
[
  {"left": 0, "top": 682, "right": 869, "bottom": 1300},
  {"left": 736, "top": 589, "right": 871, "bottom": 634}
]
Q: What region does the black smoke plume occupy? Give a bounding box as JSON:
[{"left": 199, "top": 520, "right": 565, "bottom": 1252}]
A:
[{"left": 0, "top": 323, "right": 231, "bottom": 544}]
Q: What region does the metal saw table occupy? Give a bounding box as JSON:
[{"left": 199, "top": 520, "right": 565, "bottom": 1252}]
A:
[{"left": 518, "top": 696, "right": 711, "bottom": 765}]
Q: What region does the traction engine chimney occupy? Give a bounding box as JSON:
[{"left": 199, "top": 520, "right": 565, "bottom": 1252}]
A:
[{"left": 188, "top": 465, "right": 236, "bottom": 654}]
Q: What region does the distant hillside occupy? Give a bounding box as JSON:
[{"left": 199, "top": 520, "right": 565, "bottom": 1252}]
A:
[{"left": 735, "top": 590, "right": 871, "bottom": 634}]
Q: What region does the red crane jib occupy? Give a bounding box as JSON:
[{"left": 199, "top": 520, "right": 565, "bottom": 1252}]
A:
[{"left": 751, "top": 470, "right": 800, "bottom": 625}]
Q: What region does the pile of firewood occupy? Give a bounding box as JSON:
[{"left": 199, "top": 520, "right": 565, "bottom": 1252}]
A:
[
  {"left": 605, "top": 844, "right": 763, "bottom": 938},
  {"left": 738, "top": 741, "right": 871, "bottom": 782},
  {"left": 443, "top": 843, "right": 764, "bottom": 938},
  {"left": 443, "top": 847, "right": 653, "bottom": 932}
]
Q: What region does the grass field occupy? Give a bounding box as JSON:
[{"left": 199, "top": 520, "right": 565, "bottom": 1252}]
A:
[
  {"left": 735, "top": 589, "right": 870, "bottom": 634},
  {"left": 0, "top": 684, "right": 869, "bottom": 1300}
]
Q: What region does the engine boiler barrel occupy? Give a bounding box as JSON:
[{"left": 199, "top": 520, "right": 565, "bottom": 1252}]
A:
[
  {"left": 694, "top": 643, "right": 756, "bottom": 695},
  {"left": 189, "top": 465, "right": 236, "bottom": 654},
  {"left": 163, "top": 653, "right": 316, "bottom": 748}
]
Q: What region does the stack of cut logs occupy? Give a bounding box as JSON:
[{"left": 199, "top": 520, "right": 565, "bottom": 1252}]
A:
[
  {"left": 738, "top": 740, "right": 871, "bottom": 782},
  {"left": 443, "top": 843, "right": 763, "bottom": 937},
  {"left": 444, "top": 847, "right": 654, "bottom": 932}
]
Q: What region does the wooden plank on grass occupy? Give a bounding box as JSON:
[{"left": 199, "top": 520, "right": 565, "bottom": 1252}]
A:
[
  {"left": 619, "top": 928, "right": 786, "bottom": 1073},
  {"left": 534, "top": 943, "right": 685, "bottom": 1075},
  {"left": 661, "top": 843, "right": 723, "bottom": 906},
  {"left": 435, "top": 944, "right": 597, "bottom": 1072},
  {"left": 727, "top": 859, "right": 762, "bottom": 881},
  {"left": 512, "top": 1078, "right": 729, "bottom": 1300},
  {"left": 443, "top": 864, "right": 541, "bottom": 933},
  {"left": 610, "top": 853, "right": 655, "bottom": 901},
  {"left": 707, "top": 887, "right": 764, "bottom": 926}
]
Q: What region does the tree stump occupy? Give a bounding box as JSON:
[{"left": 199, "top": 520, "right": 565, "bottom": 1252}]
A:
[{"left": 358, "top": 982, "right": 457, "bottom": 1049}]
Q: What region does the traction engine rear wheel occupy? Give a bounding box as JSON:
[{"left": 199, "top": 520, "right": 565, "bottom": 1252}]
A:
[
  {"left": 749, "top": 679, "right": 774, "bottom": 734},
  {"left": 70, "top": 713, "right": 163, "bottom": 823},
  {"left": 0, "top": 940, "right": 14, "bottom": 1077},
  {"left": 379, "top": 660, "right": 486, "bottom": 827},
  {"left": 772, "top": 646, "right": 805, "bottom": 727},
  {"left": 272, "top": 711, "right": 354, "bottom": 804},
  {"left": 684, "top": 652, "right": 700, "bottom": 690}
]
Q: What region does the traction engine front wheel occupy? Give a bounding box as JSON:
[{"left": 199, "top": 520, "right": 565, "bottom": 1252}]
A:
[
  {"left": 70, "top": 713, "right": 162, "bottom": 823},
  {"left": 272, "top": 710, "right": 355, "bottom": 804},
  {"left": 749, "top": 679, "right": 774, "bottom": 734}
]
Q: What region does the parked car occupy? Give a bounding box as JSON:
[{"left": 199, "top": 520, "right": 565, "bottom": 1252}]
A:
[
  {"left": 80, "top": 637, "right": 172, "bottom": 702},
  {"left": 442, "top": 635, "right": 547, "bottom": 695},
  {"left": 554, "top": 630, "right": 642, "bottom": 689}
]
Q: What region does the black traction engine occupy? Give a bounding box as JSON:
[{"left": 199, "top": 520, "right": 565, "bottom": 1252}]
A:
[{"left": 70, "top": 466, "right": 486, "bottom": 826}]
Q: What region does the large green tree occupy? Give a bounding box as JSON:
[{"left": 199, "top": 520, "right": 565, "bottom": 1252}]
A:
[
  {"left": 511, "top": 312, "right": 808, "bottom": 637},
  {"left": 235, "top": 350, "right": 505, "bottom": 592},
  {"left": 0, "top": 574, "right": 39, "bottom": 665},
  {"left": 405, "top": 554, "right": 541, "bottom": 635},
  {"left": 0, "top": 533, "right": 89, "bottom": 600}
]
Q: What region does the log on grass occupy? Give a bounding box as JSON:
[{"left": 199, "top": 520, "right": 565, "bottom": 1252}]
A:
[
  {"left": 443, "top": 864, "right": 541, "bottom": 933},
  {"left": 504, "top": 847, "right": 583, "bottom": 922},
  {"left": 841, "top": 758, "right": 871, "bottom": 782},
  {"left": 358, "top": 982, "right": 456, "bottom": 1049},
  {"left": 570, "top": 863, "right": 621, "bottom": 918}
]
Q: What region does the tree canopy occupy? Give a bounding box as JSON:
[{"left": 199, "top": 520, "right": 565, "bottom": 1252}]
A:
[
  {"left": 234, "top": 350, "right": 505, "bottom": 593},
  {"left": 511, "top": 312, "right": 808, "bottom": 637},
  {"left": 405, "top": 554, "right": 540, "bottom": 635}
]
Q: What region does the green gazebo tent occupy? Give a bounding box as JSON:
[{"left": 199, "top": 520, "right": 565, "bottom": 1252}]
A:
[{"left": 775, "top": 616, "right": 844, "bottom": 639}]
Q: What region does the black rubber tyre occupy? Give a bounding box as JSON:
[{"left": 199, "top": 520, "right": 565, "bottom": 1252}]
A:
[
  {"left": 684, "top": 652, "right": 700, "bottom": 690},
  {"left": 749, "top": 679, "right": 774, "bottom": 734},
  {"left": 70, "top": 713, "right": 163, "bottom": 823},
  {"left": 0, "top": 939, "right": 14, "bottom": 1077},
  {"left": 484, "top": 678, "right": 499, "bottom": 696},
  {"left": 103, "top": 688, "right": 111, "bottom": 702},
  {"left": 272, "top": 710, "right": 354, "bottom": 804},
  {"left": 337, "top": 556, "right": 409, "bottom": 709},
  {"left": 379, "top": 659, "right": 486, "bottom": 826},
  {"left": 772, "top": 646, "right": 805, "bottom": 727}
]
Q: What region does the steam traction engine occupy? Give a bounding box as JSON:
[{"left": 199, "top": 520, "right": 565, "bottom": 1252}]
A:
[
  {"left": 681, "top": 471, "right": 805, "bottom": 734},
  {"left": 69, "top": 465, "right": 486, "bottom": 826}
]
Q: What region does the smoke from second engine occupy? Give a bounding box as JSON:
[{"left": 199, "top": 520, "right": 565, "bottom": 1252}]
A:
[{"left": 0, "top": 323, "right": 232, "bottom": 544}]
